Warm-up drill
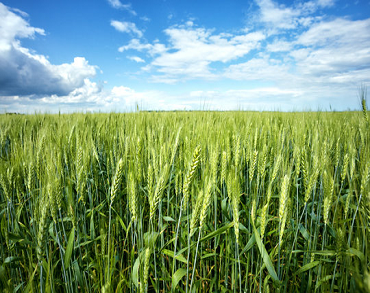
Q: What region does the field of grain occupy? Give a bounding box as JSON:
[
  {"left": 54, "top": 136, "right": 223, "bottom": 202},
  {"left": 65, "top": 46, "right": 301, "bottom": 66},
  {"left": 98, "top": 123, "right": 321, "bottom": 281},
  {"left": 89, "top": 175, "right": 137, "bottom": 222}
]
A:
[{"left": 0, "top": 111, "right": 369, "bottom": 292}]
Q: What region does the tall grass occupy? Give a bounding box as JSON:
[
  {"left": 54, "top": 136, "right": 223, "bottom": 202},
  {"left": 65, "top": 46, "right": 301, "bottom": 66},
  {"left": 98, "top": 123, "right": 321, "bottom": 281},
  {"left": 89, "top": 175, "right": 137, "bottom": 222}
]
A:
[{"left": 0, "top": 111, "right": 369, "bottom": 292}]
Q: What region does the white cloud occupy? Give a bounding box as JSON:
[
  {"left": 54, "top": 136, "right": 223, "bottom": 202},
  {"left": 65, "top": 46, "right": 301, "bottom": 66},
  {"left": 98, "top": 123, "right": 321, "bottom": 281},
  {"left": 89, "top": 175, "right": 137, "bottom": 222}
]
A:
[
  {"left": 1, "top": 80, "right": 363, "bottom": 113},
  {"left": 113, "top": 3, "right": 369, "bottom": 110},
  {"left": 152, "top": 28, "right": 265, "bottom": 81},
  {"left": 297, "top": 18, "right": 370, "bottom": 47},
  {"left": 292, "top": 18, "right": 370, "bottom": 79},
  {"left": 127, "top": 56, "right": 145, "bottom": 63},
  {"left": 256, "top": 0, "right": 301, "bottom": 29},
  {"left": 118, "top": 39, "right": 167, "bottom": 56},
  {"left": 0, "top": 79, "right": 103, "bottom": 113},
  {"left": 316, "top": 0, "right": 335, "bottom": 8},
  {"left": 107, "top": 0, "right": 136, "bottom": 15},
  {"left": 254, "top": 0, "right": 332, "bottom": 31},
  {"left": 111, "top": 20, "right": 143, "bottom": 38},
  {"left": 0, "top": 82, "right": 192, "bottom": 113},
  {"left": 224, "top": 58, "right": 291, "bottom": 81},
  {"left": 0, "top": 3, "right": 45, "bottom": 51},
  {"left": 9, "top": 7, "right": 29, "bottom": 18},
  {"left": 187, "top": 86, "right": 358, "bottom": 111},
  {"left": 2, "top": 0, "right": 369, "bottom": 113},
  {"left": 188, "top": 88, "right": 306, "bottom": 110},
  {"left": 266, "top": 39, "right": 293, "bottom": 52},
  {"left": 0, "top": 3, "right": 97, "bottom": 96},
  {"left": 120, "top": 25, "right": 265, "bottom": 82},
  {"left": 141, "top": 16, "right": 150, "bottom": 22}
]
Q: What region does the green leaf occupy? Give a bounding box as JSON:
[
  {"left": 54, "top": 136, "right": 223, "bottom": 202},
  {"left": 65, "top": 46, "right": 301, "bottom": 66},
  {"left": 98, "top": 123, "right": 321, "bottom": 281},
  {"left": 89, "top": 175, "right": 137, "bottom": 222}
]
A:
[
  {"left": 201, "top": 253, "right": 217, "bottom": 259},
  {"left": 173, "top": 222, "right": 233, "bottom": 258},
  {"left": 241, "top": 234, "right": 256, "bottom": 255},
  {"left": 346, "top": 247, "right": 365, "bottom": 262},
  {"left": 0, "top": 265, "right": 5, "bottom": 283},
  {"left": 239, "top": 222, "right": 249, "bottom": 233},
  {"left": 298, "top": 223, "right": 310, "bottom": 240},
  {"left": 162, "top": 249, "right": 187, "bottom": 263},
  {"left": 75, "top": 235, "right": 102, "bottom": 249},
  {"left": 8, "top": 232, "right": 23, "bottom": 242},
  {"left": 311, "top": 250, "right": 336, "bottom": 256},
  {"left": 200, "top": 222, "right": 233, "bottom": 242},
  {"left": 112, "top": 207, "right": 127, "bottom": 233},
  {"left": 315, "top": 274, "right": 339, "bottom": 291},
  {"left": 14, "top": 282, "right": 25, "bottom": 292},
  {"left": 4, "top": 256, "right": 22, "bottom": 264},
  {"left": 172, "top": 268, "right": 187, "bottom": 290},
  {"left": 163, "top": 216, "right": 176, "bottom": 222},
  {"left": 24, "top": 265, "right": 38, "bottom": 293},
  {"left": 132, "top": 251, "right": 144, "bottom": 288},
  {"left": 221, "top": 198, "right": 231, "bottom": 221},
  {"left": 252, "top": 221, "right": 280, "bottom": 283},
  {"left": 144, "top": 231, "right": 159, "bottom": 247},
  {"left": 64, "top": 227, "right": 75, "bottom": 270},
  {"left": 90, "top": 209, "right": 95, "bottom": 239},
  {"left": 73, "top": 260, "right": 83, "bottom": 287},
  {"left": 176, "top": 244, "right": 196, "bottom": 257},
  {"left": 295, "top": 261, "right": 320, "bottom": 275}
]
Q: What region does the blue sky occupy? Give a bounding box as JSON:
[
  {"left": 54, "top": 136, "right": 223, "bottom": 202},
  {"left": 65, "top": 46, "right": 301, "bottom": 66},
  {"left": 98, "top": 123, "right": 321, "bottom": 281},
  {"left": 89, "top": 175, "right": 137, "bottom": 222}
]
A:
[{"left": 0, "top": 0, "right": 369, "bottom": 112}]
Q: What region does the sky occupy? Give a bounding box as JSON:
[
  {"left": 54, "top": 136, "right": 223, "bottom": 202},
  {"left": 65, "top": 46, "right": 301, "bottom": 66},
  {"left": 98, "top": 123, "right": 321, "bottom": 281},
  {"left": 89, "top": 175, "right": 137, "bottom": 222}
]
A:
[{"left": 0, "top": 0, "right": 370, "bottom": 113}]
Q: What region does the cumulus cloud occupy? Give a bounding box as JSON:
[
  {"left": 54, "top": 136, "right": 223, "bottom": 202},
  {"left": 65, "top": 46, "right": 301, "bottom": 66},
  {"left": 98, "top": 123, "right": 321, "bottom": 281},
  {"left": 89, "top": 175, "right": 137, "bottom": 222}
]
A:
[
  {"left": 2, "top": 0, "right": 368, "bottom": 113},
  {"left": 111, "top": 20, "right": 143, "bottom": 38},
  {"left": 0, "top": 3, "right": 97, "bottom": 96},
  {"left": 0, "top": 81, "right": 190, "bottom": 113},
  {"left": 0, "top": 3, "right": 44, "bottom": 51}
]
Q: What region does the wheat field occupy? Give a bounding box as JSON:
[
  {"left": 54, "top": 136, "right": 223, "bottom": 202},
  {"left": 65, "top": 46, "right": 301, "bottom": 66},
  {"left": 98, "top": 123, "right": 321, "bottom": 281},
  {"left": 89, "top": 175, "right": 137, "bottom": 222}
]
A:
[{"left": 0, "top": 111, "right": 369, "bottom": 292}]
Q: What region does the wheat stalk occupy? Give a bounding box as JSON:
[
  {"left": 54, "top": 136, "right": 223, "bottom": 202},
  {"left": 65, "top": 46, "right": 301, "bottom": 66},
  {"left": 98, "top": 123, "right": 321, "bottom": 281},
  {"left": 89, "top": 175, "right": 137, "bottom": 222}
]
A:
[
  {"left": 128, "top": 171, "right": 138, "bottom": 223},
  {"left": 182, "top": 145, "right": 201, "bottom": 207},
  {"left": 141, "top": 247, "right": 151, "bottom": 293},
  {"left": 150, "top": 164, "right": 168, "bottom": 221},
  {"left": 110, "top": 158, "right": 125, "bottom": 206}
]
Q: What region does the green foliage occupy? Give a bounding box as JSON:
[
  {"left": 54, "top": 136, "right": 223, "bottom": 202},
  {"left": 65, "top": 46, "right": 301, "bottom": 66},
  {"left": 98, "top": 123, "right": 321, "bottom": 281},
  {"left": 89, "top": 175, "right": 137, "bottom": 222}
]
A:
[{"left": 0, "top": 111, "right": 369, "bottom": 292}]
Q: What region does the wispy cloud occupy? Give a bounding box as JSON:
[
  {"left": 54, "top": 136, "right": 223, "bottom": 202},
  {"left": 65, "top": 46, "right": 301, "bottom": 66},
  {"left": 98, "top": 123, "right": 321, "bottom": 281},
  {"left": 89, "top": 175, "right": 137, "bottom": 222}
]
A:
[
  {"left": 127, "top": 56, "right": 145, "bottom": 63},
  {"left": 111, "top": 20, "right": 143, "bottom": 38},
  {"left": 120, "top": 23, "right": 265, "bottom": 82},
  {"left": 107, "top": 0, "right": 136, "bottom": 15},
  {"left": 266, "top": 39, "right": 293, "bottom": 52},
  {"left": 224, "top": 58, "right": 290, "bottom": 81},
  {"left": 256, "top": 0, "right": 301, "bottom": 29},
  {"left": 316, "top": 0, "right": 335, "bottom": 8},
  {"left": 292, "top": 18, "right": 370, "bottom": 80},
  {"left": 254, "top": 0, "right": 332, "bottom": 32},
  {"left": 118, "top": 39, "right": 167, "bottom": 55},
  {"left": 140, "top": 16, "right": 150, "bottom": 22}
]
